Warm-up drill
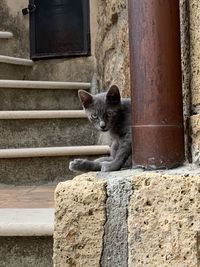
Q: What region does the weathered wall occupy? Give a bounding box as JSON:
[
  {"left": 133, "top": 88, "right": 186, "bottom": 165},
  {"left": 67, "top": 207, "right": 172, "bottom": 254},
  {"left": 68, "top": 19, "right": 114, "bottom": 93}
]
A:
[
  {"left": 180, "top": 0, "right": 191, "bottom": 161},
  {"left": 0, "top": 0, "right": 29, "bottom": 58},
  {"left": 95, "top": 0, "right": 130, "bottom": 97},
  {"left": 191, "top": 115, "right": 200, "bottom": 165},
  {"left": 0, "top": 0, "right": 97, "bottom": 83},
  {"left": 189, "top": 0, "right": 200, "bottom": 109},
  {"left": 94, "top": 0, "right": 191, "bottom": 101},
  {"left": 54, "top": 169, "right": 200, "bottom": 266},
  {"left": 188, "top": 0, "right": 200, "bottom": 165}
]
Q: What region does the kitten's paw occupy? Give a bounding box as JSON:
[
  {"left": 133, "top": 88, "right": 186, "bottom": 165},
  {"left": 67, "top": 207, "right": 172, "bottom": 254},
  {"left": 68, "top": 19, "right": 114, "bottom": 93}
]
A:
[{"left": 69, "top": 159, "right": 85, "bottom": 172}]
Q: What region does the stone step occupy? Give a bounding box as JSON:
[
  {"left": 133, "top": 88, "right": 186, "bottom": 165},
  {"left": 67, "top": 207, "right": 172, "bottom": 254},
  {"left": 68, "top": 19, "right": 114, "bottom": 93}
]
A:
[
  {"left": 0, "top": 80, "right": 90, "bottom": 110},
  {"left": 0, "top": 31, "right": 13, "bottom": 39},
  {"left": 0, "top": 184, "right": 54, "bottom": 266},
  {"left": 0, "top": 146, "right": 110, "bottom": 185},
  {"left": 0, "top": 63, "right": 30, "bottom": 80},
  {"left": 0, "top": 55, "right": 33, "bottom": 66},
  {"left": 0, "top": 184, "right": 54, "bottom": 234},
  {"left": 0, "top": 184, "right": 55, "bottom": 209},
  {"left": 0, "top": 186, "right": 54, "bottom": 235},
  {"left": 0, "top": 118, "right": 96, "bottom": 148},
  {"left": 0, "top": 236, "right": 53, "bottom": 266},
  {"left": 28, "top": 57, "right": 95, "bottom": 82},
  {"left": 0, "top": 88, "right": 83, "bottom": 110}
]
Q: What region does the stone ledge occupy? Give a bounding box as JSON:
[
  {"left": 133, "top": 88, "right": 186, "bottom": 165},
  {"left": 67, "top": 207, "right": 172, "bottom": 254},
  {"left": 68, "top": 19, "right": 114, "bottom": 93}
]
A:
[{"left": 54, "top": 167, "right": 200, "bottom": 267}]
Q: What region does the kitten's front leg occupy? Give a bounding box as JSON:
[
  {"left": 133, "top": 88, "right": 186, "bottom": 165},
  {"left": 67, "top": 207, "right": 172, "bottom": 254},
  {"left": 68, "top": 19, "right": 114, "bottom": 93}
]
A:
[
  {"left": 69, "top": 159, "right": 101, "bottom": 172},
  {"left": 94, "top": 156, "right": 113, "bottom": 163},
  {"left": 93, "top": 141, "right": 117, "bottom": 164},
  {"left": 101, "top": 140, "right": 132, "bottom": 172}
]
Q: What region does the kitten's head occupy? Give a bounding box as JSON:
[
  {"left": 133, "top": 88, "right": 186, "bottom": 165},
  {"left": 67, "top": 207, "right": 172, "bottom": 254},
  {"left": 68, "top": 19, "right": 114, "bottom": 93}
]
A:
[{"left": 78, "top": 85, "right": 121, "bottom": 132}]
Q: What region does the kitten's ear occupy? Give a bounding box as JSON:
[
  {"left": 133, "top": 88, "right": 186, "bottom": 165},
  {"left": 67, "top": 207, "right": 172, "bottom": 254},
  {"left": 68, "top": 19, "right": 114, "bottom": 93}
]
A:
[
  {"left": 78, "top": 90, "right": 93, "bottom": 108},
  {"left": 106, "top": 85, "right": 121, "bottom": 104}
]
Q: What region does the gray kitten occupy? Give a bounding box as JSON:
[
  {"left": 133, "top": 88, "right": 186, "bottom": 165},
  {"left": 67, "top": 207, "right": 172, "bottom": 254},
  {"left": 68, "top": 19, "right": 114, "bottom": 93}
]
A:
[{"left": 69, "top": 85, "right": 132, "bottom": 172}]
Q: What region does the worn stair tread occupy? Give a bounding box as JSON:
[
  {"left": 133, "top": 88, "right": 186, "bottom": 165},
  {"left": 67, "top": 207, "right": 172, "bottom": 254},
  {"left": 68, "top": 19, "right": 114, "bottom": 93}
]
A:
[
  {"left": 0, "top": 110, "right": 87, "bottom": 119},
  {"left": 0, "top": 145, "right": 110, "bottom": 158},
  {"left": 0, "top": 31, "right": 13, "bottom": 39},
  {"left": 0, "top": 208, "right": 54, "bottom": 236},
  {"left": 0, "top": 79, "right": 91, "bottom": 89},
  {"left": 0, "top": 184, "right": 56, "bottom": 208},
  {"left": 0, "top": 55, "right": 33, "bottom": 66}
]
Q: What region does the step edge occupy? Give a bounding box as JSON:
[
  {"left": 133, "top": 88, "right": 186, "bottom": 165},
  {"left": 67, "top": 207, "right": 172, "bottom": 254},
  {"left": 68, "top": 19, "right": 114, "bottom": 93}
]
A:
[
  {"left": 0, "top": 55, "right": 33, "bottom": 66},
  {"left": 0, "top": 146, "right": 110, "bottom": 158},
  {"left": 0, "top": 208, "right": 54, "bottom": 236},
  {"left": 0, "top": 31, "right": 13, "bottom": 39},
  {"left": 0, "top": 224, "right": 53, "bottom": 236},
  {"left": 0, "top": 110, "right": 87, "bottom": 119},
  {"left": 0, "top": 80, "right": 91, "bottom": 89}
]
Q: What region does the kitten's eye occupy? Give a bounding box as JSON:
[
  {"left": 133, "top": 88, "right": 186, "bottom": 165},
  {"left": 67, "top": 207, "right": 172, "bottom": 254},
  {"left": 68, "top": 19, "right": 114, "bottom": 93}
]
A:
[
  {"left": 107, "top": 111, "right": 113, "bottom": 117},
  {"left": 91, "top": 114, "right": 98, "bottom": 120}
]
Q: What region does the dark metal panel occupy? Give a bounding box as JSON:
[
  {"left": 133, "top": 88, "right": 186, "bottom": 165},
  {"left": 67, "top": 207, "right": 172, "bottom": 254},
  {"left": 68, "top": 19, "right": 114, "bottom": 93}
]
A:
[
  {"left": 29, "top": 0, "right": 90, "bottom": 59},
  {"left": 128, "top": 0, "right": 184, "bottom": 169}
]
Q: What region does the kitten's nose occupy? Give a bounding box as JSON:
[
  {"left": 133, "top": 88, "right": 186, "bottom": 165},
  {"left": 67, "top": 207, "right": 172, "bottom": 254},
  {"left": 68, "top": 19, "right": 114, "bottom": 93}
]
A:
[{"left": 100, "top": 121, "right": 106, "bottom": 130}]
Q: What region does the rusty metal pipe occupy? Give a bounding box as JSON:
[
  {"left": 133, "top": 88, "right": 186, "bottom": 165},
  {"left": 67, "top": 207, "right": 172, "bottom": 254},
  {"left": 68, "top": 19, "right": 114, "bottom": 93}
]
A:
[{"left": 128, "top": 0, "right": 184, "bottom": 169}]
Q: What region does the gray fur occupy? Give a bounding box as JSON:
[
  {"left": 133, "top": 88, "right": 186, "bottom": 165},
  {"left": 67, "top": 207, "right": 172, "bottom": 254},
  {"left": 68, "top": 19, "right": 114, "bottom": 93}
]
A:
[{"left": 69, "top": 85, "right": 132, "bottom": 172}]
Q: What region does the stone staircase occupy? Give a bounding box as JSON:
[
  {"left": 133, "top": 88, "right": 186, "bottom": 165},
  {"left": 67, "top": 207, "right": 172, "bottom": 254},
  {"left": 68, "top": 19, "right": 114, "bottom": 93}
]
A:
[{"left": 0, "top": 31, "right": 109, "bottom": 266}]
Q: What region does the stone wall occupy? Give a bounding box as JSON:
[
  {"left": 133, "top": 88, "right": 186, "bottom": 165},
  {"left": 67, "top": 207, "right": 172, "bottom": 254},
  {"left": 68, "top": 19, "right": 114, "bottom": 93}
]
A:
[
  {"left": 95, "top": 0, "right": 130, "bottom": 97},
  {"left": 188, "top": 0, "right": 200, "bottom": 165},
  {"left": 54, "top": 169, "right": 200, "bottom": 266}
]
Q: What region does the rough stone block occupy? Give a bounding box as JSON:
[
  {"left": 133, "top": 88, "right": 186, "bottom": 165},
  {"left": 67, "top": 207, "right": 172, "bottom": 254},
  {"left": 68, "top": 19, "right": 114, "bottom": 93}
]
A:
[
  {"left": 129, "top": 173, "right": 200, "bottom": 267},
  {"left": 54, "top": 169, "right": 200, "bottom": 267},
  {"left": 53, "top": 173, "right": 106, "bottom": 267}
]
